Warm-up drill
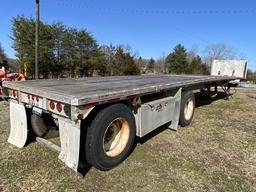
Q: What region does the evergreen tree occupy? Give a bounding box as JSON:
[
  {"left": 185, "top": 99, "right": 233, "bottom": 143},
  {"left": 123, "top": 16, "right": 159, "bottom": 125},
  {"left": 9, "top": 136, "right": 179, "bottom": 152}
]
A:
[
  {"left": 12, "top": 16, "right": 104, "bottom": 78},
  {"left": 0, "top": 43, "right": 7, "bottom": 65},
  {"left": 0, "top": 43, "right": 9, "bottom": 71},
  {"left": 12, "top": 16, "right": 35, "bottom": 77},
  {"left": 75, "top": 29, "right": 100, "bottom": 77},
  {"left": 166, "top": 44, "right": 189, "bottom": 74},
  {"left": 189, "top": 56, "right": 203, "bottom": 74},
  {"left": 12, "top": 16, "right": 55, "bottom": 78},
  {"left": 51, "top": 23, "right": 66, "bottom": 77},
  {"left": 115, "top": 47, "right": 140, "bottom": 75}
]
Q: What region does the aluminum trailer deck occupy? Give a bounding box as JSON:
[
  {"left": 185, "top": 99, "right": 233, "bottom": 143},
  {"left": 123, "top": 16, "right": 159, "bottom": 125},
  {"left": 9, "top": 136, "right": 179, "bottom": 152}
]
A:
[
  {"left": 3, "top": 74, "right": 238, "bottom": 173},
  {"left": 3, "top": 75, "right": 236, "bottom": 106}
]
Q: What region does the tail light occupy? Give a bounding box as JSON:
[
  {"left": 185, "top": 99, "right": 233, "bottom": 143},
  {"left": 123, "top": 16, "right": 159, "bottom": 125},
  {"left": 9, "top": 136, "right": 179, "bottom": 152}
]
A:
[
  {"left": 48, "top": 100, "right": 70, "bottom": 117},
  {"left": 49, "top": 101, "right": 55, "bottom": 110},
  {"left": 56, "top": 103, "right": 62, "bottom": 112}
]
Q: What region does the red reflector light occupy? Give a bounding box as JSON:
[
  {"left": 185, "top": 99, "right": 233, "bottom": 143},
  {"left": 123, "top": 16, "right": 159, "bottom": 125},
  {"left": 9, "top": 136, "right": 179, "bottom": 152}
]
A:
[
  {"left": 27, "top": 94, "right": 30, "bottom": 99},
  {"left": 57, "top": 103, "right": 62, "bottom": 112},
  {"left": 49, "top": 101, "right": 55, "bottom": 110},
  {"left": 32, "top": 95, "right": 35, "bottom": 101},
  {"left": 36, "top": 97, "right": 39, "bottom": 102}
]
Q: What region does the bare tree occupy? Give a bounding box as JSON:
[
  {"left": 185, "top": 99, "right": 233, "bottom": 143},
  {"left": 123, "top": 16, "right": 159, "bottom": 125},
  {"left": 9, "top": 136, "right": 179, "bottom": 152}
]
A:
[
  {"left": 155, "top": 53, "right": 167, "bottom": 74},
  {"left": 135, "top": 57, "right": 148, "bottom": 74},
  {"left": 186, "top": 45, "right": 198, "bottom": 64},
  {"left": 203, "top": 43, "right": 237, "bottom": 65},
  {"left": 101, "top": 44, "right": 116, "bottom": 75},
  {"left": 118, "top": 44, "right": 139, "bottom": 59}
]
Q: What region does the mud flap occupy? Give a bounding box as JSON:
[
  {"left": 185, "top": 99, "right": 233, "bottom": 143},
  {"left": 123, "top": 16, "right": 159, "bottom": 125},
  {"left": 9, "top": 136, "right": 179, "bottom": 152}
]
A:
[
  {"left": 168, "top": 88, "right": 181, "bottom": 131},
  {"left": 8, "top": 102, "right": 28, "bottom": 148},
  {"left": 58, "top": 118, "right": 81, "bottom": 172}
]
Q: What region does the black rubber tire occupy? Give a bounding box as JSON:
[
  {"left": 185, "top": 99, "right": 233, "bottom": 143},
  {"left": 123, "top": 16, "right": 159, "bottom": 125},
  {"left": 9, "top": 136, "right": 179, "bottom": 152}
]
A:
[
  {"left": 179, "top": 91, "right": 195, "bottom": 127},
  {"left": 85, "top": 103, "right": 136, "bottom": 171},
  {"left": 31, "top": 113, "right": 57, "bottom": 137}
]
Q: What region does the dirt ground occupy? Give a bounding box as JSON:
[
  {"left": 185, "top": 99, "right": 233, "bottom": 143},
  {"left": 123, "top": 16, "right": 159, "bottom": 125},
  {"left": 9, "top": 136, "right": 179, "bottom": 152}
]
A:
[{"left": 0, "top": 88, "right": 256, "bottom": 192}]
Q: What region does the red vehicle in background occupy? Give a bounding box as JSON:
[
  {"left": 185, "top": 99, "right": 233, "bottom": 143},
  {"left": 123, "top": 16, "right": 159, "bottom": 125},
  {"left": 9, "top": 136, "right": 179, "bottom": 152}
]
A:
[{"left": 0, "top": 67, "right": 25, "bottom": 99}]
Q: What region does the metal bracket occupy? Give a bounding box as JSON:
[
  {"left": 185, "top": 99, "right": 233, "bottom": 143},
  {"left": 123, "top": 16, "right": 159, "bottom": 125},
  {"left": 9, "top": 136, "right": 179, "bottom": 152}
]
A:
[
  {"left": 221, "top": 83, "right": 232, "bottom": 100},
  {"left": 132, "top": 97, "right": 141, "bottom": 108}
]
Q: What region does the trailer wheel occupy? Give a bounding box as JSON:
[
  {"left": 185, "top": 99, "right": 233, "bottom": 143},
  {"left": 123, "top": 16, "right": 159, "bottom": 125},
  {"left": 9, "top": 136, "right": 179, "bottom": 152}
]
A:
[
  {"left": 31, "top": 113, "right": 57, "bottom": 137},
  {"left": 179, "top": 91, "right": 195, "bottom": 127},
  {"left": 85, "top": 104, "right": 136, "bottom": 171}
]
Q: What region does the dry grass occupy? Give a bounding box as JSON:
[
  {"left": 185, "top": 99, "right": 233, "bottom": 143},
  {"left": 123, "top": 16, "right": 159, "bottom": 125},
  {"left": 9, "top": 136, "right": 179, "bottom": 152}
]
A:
[{"left": 0, "top": 88, "right": 256, "bottom": 192}]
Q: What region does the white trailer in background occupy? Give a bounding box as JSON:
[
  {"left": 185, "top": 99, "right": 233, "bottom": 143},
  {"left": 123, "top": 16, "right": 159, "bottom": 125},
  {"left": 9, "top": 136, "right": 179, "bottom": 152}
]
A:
[
  {"left": 211, "top": 60, "right": 248, "bottom": 79},
  {"left": 3, "top": 74, "right": 243, "bottom": 173}
]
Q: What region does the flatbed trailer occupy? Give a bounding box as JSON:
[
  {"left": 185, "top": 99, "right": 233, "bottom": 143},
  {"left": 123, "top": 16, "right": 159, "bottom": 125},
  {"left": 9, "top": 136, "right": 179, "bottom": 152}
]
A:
[{"left": 3, "top": 75, "right": 237, "bottom": 172}]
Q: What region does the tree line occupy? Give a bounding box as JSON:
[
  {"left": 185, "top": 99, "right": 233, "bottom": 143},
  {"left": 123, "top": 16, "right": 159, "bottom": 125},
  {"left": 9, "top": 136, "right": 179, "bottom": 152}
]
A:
[
  {"left": 2, "top": 15, "right": 252, "bottom": 80},
  {"left": 11, "top": 16, "right": 139, "bottom": 78},
  {"left": 166, "top": 44, "right": 209, "bottom": 74}
]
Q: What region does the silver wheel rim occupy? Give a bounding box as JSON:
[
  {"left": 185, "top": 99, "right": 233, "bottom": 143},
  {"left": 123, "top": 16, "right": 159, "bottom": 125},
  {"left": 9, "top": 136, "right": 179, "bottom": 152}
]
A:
[
  {"left": 103, "top": 118, "right": 130, "bottom": 157},
  {"left": 184, "top": 99, "right": 194, "bottom": 120}
]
